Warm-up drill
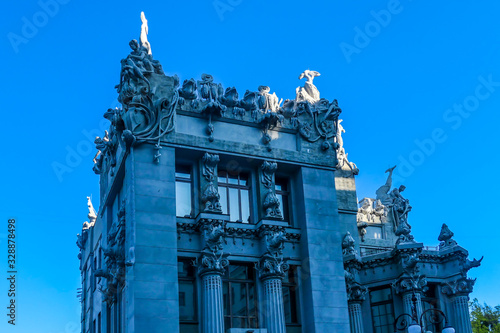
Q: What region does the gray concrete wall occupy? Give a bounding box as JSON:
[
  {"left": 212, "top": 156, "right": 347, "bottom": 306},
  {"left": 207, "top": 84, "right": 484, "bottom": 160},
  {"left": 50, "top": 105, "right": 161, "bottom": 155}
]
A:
[
  {"left": 297, "top": 167, "right": 350, "bottom": 333},
  {"left": 126, "top": 144, "right": 179, "bottom": 333}
]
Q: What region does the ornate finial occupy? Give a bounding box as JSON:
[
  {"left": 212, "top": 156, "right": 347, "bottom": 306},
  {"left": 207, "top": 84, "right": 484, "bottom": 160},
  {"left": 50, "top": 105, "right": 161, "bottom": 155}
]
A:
[
  {"left": 140, "top": 12, "right": 152, "bottom": 55},
  {"left": 87, "top": 196, "right": 97, "bottom": 224},
  {"left": 296, "top": 70, "right": 321, "bottom": 103},
  {"left": 342, "top": 231, "right": 357, "bottom": 255},
  {"left": 438, "top": 223, "right": 458, "bottom": 248}
]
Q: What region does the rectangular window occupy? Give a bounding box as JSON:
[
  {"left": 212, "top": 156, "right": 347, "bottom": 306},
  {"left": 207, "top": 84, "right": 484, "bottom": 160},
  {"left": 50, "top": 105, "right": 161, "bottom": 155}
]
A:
[
  {"left": 178, "top": 258, "right": 198, "bottom": 332},
  {"left": 275, "top": 177, "right": 290, "bottom": 223},
  {"left": 370, "top": 287, "right": 395, "bottom": 333},
  {"left": 176, "top": 166, "right": 192, "bottom": 218},
  {"left": 366, "top": 226, "right": 383, "bottom": 239},
  {"left": 218, "top": 170, "right": 251, "bottom": 223},
  {"left": 223, "top": 263, "right": 258, "bottom": 328},
  {"left": 283, "top": 266, "right": 301, "bottom": 330}
]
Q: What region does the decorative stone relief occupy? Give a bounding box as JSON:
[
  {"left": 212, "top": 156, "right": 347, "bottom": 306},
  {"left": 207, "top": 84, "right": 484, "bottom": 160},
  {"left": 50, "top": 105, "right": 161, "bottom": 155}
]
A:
[
  {"left": 201, "top": 153, "right": 222, "bottom": 213},
  {"left": 198, "top": 74, "right": 226, "bottom": 142},
  {"left": 395, "top": 219, "right": 415, "bottom": 245},
  {"left": 203, "top": 224, "right": 226, "bottom": 253},
  {"left": 392, "top": 275, "right": 428, "bottom": 294},
  {"left": 347, "top": 282, "right": 368, "bottom": 303},
  {"left": 461, "top": 257, "right": 483, "bottom": 275},
  {"left": 438, "top": 223, "right": 458, "bottom": 248},
  {"left": 335, "top": 119, "right": 359, "bottom": 177},
  {"left": 357, "top": 198, "right": 387, "bottom": 224},
  {"left": 342, "top": 231, "right": 357, "bottom": 256},
  {"left": 260, "top": 161, "right": 282, "bottom": 219},
  {"left": 296, "top": 70, "right": 321, "bottom": 103},
  {"left": 441, "top": 277, "right": 476, "bottom": 296},
  {"left": 113, "top": 12, "right": 178, "bottom": 144},
  {"left": 197, "top": 251, "right": 230, "bottom": 276},
  {"left": 96, "top": 200, "right": 129, "bottom": 305},
  {"left": 257, "top": 230, "right": 289, "bottom": 280}
]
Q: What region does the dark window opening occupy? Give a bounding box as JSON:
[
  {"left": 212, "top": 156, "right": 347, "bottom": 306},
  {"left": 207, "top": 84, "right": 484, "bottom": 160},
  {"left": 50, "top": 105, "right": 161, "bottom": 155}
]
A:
[
  {"left": 283, "top": 266, "right": 301, "bottom": 329},
  {"left": 178, "top": 259, "right": 197, "bottom": 326}
]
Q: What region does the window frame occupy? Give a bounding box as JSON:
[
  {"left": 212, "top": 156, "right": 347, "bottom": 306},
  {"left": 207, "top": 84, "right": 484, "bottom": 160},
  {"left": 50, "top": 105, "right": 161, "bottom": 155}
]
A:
[
  {"left": 369, "top": 286, "right": 395, "bottom": 333},
  {"left": 178, "top": 258, "right": 198, "bottom": 326},
  {"left": 275, "top": 176, "right": 291, "bottom": 224},
  {"left": 218, "top": 170, "right": 252, "bottom": 223},
  {"left": 282, "top": 266, "right": 301, "bottom": 327},
  {"left": 175, "top": 165, "right": 193, "bottom": 218},
  {"left": 222, "top": 263, "right": 258, "bottom": 329}
]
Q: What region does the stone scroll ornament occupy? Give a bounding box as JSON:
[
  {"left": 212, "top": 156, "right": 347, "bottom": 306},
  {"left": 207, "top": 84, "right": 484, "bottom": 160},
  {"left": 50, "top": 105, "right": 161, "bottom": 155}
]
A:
[
  {"left": 261, "top": 161, "right": 283, "bottom": 219},
  {"left": 201, "top": 153, "right": 223, "bottom": 213},
  {"left": 110, "top": 12, "right": 180, "bottom": 152},
  {"left": 258, "top": 231, "right": 289, "bottom": 280}
]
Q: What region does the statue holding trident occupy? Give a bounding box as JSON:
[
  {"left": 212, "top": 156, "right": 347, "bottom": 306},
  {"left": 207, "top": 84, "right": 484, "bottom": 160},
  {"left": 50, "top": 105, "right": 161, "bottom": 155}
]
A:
[{"left": 140, "top": 11, "right": 152, "bottom": 55}]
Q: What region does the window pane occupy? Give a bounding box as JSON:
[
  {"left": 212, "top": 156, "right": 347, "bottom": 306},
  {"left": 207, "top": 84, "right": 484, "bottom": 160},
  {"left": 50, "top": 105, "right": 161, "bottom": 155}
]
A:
[
  {"left": 218, "top": 170, "right": 227, "bottom": 184},
  {"left": 229, "top": 265, "right": 248, "bottom": 280},
  {"left": 232, "top": 317, "right": 246, "bottom": 328},
  {"left": 248, "top": 284, "right": 256, "bottom": 315},
  {"left": 228, "top": 174, "right": 239, "bottom": 185},
  {"left": 179, "top": 281, "right": 195, "bottom": 321},
  {"left": 239, "top": 173, "right": 248, "bottom": 185},
  {"left": 229, "top": 188, "right": 239, "bottom": 221},
  {"left": 240, "top": 190, "right": 250, "bottom": 223},
  {"left": 219, "top": 187, "right": 228, "bottom": 215},
  {"left": 232, "top": 283, "right": 246, "bottom": 315},
  {"left": 175, "top": 181, "right": 191, "bottom": 217},
  {"left": 283, "top": 286, "right": 292, "bottom": 323}
]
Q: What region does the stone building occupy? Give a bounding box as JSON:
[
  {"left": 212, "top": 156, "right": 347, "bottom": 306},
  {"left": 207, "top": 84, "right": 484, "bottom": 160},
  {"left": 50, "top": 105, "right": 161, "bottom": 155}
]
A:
[{"left": 76, "top": 13, "right": 481, "bottom": 333}]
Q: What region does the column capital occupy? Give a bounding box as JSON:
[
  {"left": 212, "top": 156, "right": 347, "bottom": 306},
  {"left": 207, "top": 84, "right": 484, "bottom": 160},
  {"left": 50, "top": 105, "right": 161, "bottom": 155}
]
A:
[
  {"left": 257, "top": 254, "right": 289, "bottom": 281},
  {"left": 347, "top": 282, "right": 368, "bottom": 303},
  {"left": 196, "top": 251, "right": 229, "bottom": 277},
  {"left": 392, "top": 275, "right": 427, "bottom": 295},
  {"left": 441, "top": 277, "right": 476, "bottom": 297}
]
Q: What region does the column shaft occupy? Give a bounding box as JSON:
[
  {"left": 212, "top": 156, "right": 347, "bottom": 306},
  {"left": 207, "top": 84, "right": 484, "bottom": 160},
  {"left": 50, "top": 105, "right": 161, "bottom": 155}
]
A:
[
  {"left": 263, "top": 278, "right": 286, "bottom": 333},
  {"left": 202, "top": 273, "right": 224, "bottom": 333},
  {"left": 348, "top": 302, "right": 364, "bottom": 333},
  {"left": 452, "top": 296, "right": 472, "bottom": 333},
  {"left": 402, "top": 292, "right": 423, "bottom": 323}
]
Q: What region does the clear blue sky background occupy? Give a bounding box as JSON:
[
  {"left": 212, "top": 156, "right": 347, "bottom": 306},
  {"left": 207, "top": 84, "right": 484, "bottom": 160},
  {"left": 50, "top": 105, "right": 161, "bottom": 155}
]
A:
[{"left": 1, "top": 0, "right": 499, "bottom": 332}]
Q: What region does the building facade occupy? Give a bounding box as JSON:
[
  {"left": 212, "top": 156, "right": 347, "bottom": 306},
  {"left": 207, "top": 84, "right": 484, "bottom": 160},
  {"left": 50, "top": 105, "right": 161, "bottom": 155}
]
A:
[{"left": 76, "top": 13, "right": 481, "bottom": 333}]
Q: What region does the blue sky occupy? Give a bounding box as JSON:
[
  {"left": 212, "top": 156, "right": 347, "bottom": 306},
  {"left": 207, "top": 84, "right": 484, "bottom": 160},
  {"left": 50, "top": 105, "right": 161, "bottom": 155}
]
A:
[{"left": 1, "top": 0, "right": 499, "bottom": 331}]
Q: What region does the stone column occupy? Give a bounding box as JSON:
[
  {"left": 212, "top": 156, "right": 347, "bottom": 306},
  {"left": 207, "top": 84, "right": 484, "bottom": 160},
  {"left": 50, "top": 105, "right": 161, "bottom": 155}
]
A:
[
  {"left": 348, "top": 302, "right": 364, "bottom": 333},
  {"left": 346, "top": 279, "right": 367, "bottom": 333},
  {"left": 262, "top": 276, "right": 287, "bottom": 333},
  {"left": 451, "top": 295, "right": 472, "bottom": 333},
  {"left": 257, "top": 231, "right": 289, "bottom": 333},
  {"left": 197, "top": 252, "right": 229, "bottom": 333},
  {"left": 441, "top": 278, "right": 475, "bottom": 333},
  {"left": 402, "top": 291, "right": 423, "bottom": 322},
  {"left": 201, "top": 272, "right": 225, "bottom": 333}
]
